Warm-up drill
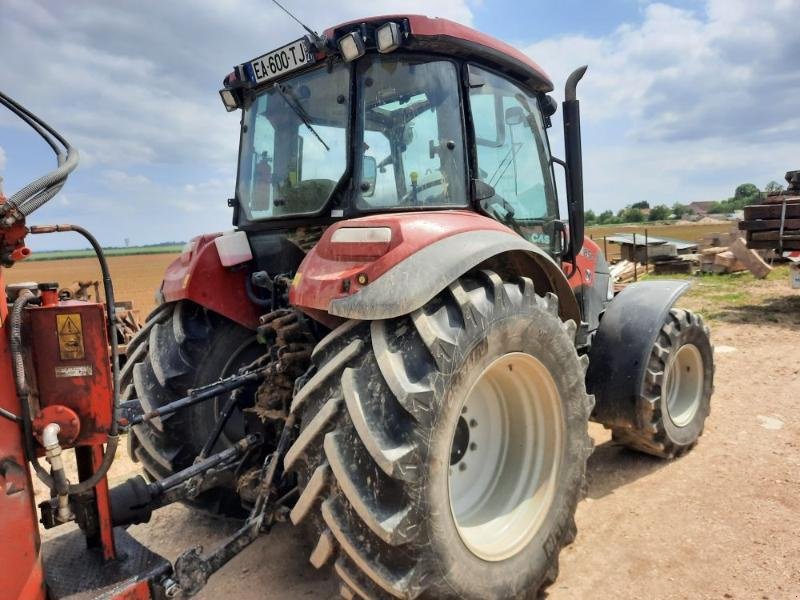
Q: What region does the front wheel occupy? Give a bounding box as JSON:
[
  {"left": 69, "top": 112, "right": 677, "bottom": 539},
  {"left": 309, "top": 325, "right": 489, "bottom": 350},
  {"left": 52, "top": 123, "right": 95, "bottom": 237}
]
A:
[
  {"left": 613, "top": 308, "right": 714, "bottom": 458},
  {"left": 284, "top": 270, "right": 594, "bottom": 599}
]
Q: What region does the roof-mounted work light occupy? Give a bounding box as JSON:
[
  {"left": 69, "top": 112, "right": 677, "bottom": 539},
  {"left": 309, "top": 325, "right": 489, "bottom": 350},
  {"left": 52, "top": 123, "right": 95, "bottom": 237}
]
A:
[
  {"left": 376, "top": 22, "right": 403, "bottom": 53},
  {"left": 219, "top": 89, "right": 239, "bottom": 112},
  {"left": 338, "top": 31, "right": 366, "bottom": 62}
]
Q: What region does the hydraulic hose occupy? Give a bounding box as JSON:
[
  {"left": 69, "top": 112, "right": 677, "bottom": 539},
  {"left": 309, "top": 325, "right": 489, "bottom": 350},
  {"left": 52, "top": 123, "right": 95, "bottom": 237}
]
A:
[{"left": 0, "top": 91, "right": 79, "bottom": 223}]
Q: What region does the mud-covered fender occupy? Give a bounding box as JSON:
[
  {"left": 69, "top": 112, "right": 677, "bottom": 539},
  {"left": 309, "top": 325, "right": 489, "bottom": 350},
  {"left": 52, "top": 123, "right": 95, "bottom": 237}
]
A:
[
  {"left": 160, "top": 233, "right": 261, "bottom": 329},
  {"left": 328, "top": 230, "right": 579, "bottom": 323},
  {"left": 586, "top": 279, "right": 690, "bottom": 427}
]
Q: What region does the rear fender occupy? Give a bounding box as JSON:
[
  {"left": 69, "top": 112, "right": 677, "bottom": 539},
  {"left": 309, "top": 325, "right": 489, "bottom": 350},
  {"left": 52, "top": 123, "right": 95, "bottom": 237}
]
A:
[
  {"left": 289, "top": 211, "right": 580, "bottom": 326},
  {"left": 160, "top": 234, "right": 261, "bottom": 329},
  {"left": 586, "top": 279, "right": 690, "bottom": 428}
]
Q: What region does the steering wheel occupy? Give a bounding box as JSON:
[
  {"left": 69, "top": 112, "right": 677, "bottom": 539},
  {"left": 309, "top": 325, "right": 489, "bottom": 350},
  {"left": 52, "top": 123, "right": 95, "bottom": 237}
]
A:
[{"left": 400, "top": 175, "right": 446, "bottom": 205}]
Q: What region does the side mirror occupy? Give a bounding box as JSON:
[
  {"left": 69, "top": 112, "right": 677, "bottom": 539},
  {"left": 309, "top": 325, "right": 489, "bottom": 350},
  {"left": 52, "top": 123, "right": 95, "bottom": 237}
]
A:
[
  {"left": 541, "top": 95, "right": 558, "bottom": 117},
  {"left": 362, "top": 155, "right": 377, "bottom": 197},
  {"left": 563, "top": 65, "right": 587, "bottom": 261},
  {"left": 505, "top": 106, "right": 525, "bottom": 126}
]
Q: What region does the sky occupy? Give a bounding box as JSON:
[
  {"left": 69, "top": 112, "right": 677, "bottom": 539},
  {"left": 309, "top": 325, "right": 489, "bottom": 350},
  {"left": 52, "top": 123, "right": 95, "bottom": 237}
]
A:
[{"left": 1, "top": 0, "right": 798, "bottom": 249}]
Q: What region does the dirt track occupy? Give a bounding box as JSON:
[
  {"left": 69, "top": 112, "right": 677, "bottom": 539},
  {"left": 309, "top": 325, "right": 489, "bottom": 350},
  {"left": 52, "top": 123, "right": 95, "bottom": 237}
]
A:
[{"left": 23, "top": 256, "right": 800, "bottom": 599}]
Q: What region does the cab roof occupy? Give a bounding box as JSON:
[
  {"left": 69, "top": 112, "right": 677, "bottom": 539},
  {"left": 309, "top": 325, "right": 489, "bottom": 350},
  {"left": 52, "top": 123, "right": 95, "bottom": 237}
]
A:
[{"left": 323, "top": 15, "right": 554, "bottom": 93}]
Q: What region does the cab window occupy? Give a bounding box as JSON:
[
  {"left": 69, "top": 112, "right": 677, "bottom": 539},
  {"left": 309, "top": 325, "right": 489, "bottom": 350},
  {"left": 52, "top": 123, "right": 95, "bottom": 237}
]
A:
[
  {"left": 468, "top": 66, "right": 558, "bottom": 248},
  {"left": 357, "top": 57, "right": 468, "bottom": 210}
]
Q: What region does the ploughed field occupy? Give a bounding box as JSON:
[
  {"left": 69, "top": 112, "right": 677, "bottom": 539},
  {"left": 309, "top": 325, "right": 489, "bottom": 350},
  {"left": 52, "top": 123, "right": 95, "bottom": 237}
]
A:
[{"left": 6, "top": 252, "right": 179, "bottom": 316}]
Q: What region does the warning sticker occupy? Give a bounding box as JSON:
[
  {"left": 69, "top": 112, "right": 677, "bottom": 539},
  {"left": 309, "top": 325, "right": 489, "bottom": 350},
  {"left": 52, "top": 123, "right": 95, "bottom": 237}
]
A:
[
  {"left": 55, "top": 365, "right": 93, "bottom": 378},
  {"left": 56, "top": 313, "right": 85, "bottom": 360}
]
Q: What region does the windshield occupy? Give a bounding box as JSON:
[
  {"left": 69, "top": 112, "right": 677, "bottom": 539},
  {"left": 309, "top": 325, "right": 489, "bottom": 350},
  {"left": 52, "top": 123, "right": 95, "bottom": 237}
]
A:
[
  {"left": 358, "top": 57, "right": 467, "bottom": 209},
  {"left": 237, "top": 63, "right": 349, "bottom": 219}
]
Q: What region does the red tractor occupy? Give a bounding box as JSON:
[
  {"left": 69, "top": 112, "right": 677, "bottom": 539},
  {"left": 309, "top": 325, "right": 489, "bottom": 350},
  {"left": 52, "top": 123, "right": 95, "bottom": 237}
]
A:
[{"left": 1, "top": 14, "right": 714, "bottom": 600}]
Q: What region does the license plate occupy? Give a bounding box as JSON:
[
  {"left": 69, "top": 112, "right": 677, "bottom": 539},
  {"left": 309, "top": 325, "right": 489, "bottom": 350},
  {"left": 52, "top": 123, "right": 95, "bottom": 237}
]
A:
[{"left": 249, "top": 38, "right": 315, "bottom": 85}]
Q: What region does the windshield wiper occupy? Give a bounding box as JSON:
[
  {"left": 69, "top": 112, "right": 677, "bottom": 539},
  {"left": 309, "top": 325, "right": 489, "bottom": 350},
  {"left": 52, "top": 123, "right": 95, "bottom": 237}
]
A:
[{"left": 275, "top": 84, "right": 330, "bottom": 151}]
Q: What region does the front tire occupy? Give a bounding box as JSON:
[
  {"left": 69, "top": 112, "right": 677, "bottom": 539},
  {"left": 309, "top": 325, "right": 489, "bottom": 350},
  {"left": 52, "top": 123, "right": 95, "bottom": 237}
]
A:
[
  {"left": 284, "top": 271, "right": 594, "bottom": 599},
  {"left": 612, "top": 308, "right": 713, "bottom": 458}
]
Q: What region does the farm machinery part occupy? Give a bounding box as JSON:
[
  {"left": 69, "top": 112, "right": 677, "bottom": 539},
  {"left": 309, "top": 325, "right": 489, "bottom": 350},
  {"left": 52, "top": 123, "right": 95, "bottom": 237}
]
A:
[
  {"left": 57, "top": 279, "right": 143, "bottom": 356},
  {"left": 1, "top": 11, "right": 715, "bottom": 600}
]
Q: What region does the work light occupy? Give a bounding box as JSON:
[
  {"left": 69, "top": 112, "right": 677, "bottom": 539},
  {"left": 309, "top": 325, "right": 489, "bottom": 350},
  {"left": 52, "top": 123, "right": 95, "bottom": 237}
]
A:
[
  {"left": 376, "top": 22, "right": 402, "bottom": 53},
  {"left": 219, "top": 89, "right": 239, "bottom": 112},
  {"left": 338, "top": 32, "right": 365, "bottom": 62}
]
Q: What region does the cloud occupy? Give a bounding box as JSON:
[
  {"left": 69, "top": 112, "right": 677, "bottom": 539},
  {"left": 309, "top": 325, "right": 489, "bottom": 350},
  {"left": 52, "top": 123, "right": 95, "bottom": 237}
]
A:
[
  {"left": 524, "top": 0, "right": 800, "bottom": 210},
  {"left": 0, "top": 1, "right": 473, "bottom": 173}
]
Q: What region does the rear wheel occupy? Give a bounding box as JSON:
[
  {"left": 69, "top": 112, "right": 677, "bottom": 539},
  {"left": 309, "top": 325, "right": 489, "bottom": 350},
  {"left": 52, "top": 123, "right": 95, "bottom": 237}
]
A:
[
  {"left": 122, "top": 301, "right": 261, "bottom": 516},
  {"left": 612, "top": 308, "right": 713, "bottom": 458},
  {"left": 284, "top": 271, "right": 594, "bottom": 599}
]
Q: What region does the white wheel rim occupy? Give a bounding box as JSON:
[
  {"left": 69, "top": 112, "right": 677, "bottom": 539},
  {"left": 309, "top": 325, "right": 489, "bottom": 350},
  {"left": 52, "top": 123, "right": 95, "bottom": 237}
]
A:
[
  {"left": 448, "top": 352, "right": 563, "bottom": 562},
  {"left": 664, "top": 343, "right": 704, "bottom": 427}
]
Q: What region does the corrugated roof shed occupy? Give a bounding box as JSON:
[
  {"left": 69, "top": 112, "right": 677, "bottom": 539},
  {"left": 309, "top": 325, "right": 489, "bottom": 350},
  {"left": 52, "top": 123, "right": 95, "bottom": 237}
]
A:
[{"left": 604, "top": 234, "right": 698, "bottom": 252}]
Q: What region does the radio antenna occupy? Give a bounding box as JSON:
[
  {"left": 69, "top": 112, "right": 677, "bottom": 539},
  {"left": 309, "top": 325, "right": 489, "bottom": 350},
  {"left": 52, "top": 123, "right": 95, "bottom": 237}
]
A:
[{"left": 271, "top": 0, "right": 323, "bottom": 44}]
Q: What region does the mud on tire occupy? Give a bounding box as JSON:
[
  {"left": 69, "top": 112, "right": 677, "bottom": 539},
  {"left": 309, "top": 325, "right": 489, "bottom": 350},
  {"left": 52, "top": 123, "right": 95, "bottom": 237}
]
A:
[
  {"left": 284, "top": 270, "right": 594, "bottom": 599},
  {"left": 612, "top": 308, "right": 714, "bottom": 459},
  {"left": 122, "top": 301, "right": 261, "bottom": 516}
]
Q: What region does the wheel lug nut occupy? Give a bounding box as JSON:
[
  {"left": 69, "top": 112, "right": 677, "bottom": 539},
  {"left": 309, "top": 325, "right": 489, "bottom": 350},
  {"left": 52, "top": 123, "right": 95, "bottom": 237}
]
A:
[
  {"left": 469, "top": 419, "right": 477, "bottom": 428},
  {"left": 469, "top": 442, "right": 477, "bottom": 451},
  {"left": 459, "top": 463, "right": 467, "bottom": 471},
  {"left": 461, "top": 406, "right": 467, "bottom": 414}
]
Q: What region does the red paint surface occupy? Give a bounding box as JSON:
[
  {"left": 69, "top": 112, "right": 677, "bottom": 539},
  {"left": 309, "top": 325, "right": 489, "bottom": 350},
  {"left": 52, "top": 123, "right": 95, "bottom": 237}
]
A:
[
  {"left": 27, "top": 301, "right": 112, "bottom": 449},
  {"left": 88, "top": 445, "right": 116, "bottom": 561},
  {"left": 161, "top": 234, "right": 261, "bottom": 329},
  {"left": 0, "top": 266, "right": 46, "bottom": 600},
  {"left": 32, "top": 404, "right": 81, "bottom": 446},
  {"left": 113, "top": 580, "right": 153, "bottom": 600},
  {"left": 323, "top": 15, "right": 552, "bottom": 89},
  {"left": 290, "top": 210, "right": 513, "bottom": 313},
  {"left": 564, "top": 237, "right": 601, "bottom": 290}
]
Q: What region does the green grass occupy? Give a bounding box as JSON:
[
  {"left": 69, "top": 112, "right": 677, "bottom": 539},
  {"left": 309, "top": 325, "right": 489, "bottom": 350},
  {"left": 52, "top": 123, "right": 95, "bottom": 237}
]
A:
[
  {"left": 28, "top": 244, "right": 183, "bottom": 261},
  {"left": 641, "top": 265, "right": 797, "bottom": 323}
]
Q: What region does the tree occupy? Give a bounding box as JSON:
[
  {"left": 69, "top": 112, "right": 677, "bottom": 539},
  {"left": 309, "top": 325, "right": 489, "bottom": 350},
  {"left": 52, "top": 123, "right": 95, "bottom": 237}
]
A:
[
  {"left": 585, "top": 209, "right": 597, "bottom": 225},
  {"left": 648, "top": 204, "right": 671, "bottom": 221},
  {"left": 765, "top": 180, "right": 784, "bottom": 194},
  {"left": 597, "top": 210, "right": 617, "bottom": 225},
  {"left": 708, "top": 201, "right": 727, "bottom": 214},
  {"left": 733, "top": 183, "right": 760, "bottom": 206},
  {"left": 671, "top": 202, "right": 692, "bottom": 219},
  {"left": 631, "top": 200, "right": 650, "bottom": 209},
  {"left": 620, "top": 207, "right": 644, "bottom": 222}
]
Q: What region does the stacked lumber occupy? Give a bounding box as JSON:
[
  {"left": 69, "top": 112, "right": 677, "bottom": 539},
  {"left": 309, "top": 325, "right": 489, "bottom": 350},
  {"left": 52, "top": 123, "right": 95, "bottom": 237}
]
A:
[
  {"left": 739, "top": 201, "right": 800, "bottom": 250},
  {"left": 729, "top": 237, "right": 772, "bottom": 279},
  {"left": 609, "top": 259, "right": 641, "bottom": 283},
  {"left": 699, "top": 246, "right": 746, "bottom": 274},
  {"left": 698, "top": 241, "right": 772, "bottom": 278},
  {"left": 738, "top": 170, "right": 800, "bottom": 251},
  {"left": 652, "top": 258, "right": 692, "bottom": 275}
]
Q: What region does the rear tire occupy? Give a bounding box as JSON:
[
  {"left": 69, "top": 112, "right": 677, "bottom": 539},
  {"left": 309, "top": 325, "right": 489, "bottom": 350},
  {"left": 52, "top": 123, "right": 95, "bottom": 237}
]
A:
[
  {"left": 285, "top": 271, "right": 594, "bottom": 599},
  {"left": 612, "top": 308, "right": 713, "bottom": 458},
  {"left": 122, "top": 301, "right": 261, "bottom": 516}
]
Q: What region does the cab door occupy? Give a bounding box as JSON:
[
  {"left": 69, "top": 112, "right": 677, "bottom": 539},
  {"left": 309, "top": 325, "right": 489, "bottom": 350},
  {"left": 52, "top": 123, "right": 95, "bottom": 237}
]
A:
[{"left": 467, "top": 65, "right": 561, "bottom": 257}]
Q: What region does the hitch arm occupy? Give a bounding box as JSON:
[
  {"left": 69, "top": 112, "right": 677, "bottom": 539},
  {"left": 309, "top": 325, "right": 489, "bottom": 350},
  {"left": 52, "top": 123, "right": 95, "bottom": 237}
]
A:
[
  {"left": 119, "top": 370, "right": 263, "bottom": 427},
  {"left": 172, "top": 414, "right": 297, "bottom": 597}
]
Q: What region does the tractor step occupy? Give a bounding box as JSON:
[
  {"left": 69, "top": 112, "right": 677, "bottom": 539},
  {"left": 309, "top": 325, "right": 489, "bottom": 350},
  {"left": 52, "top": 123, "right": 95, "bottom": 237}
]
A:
[{"left": 42, "top": 526, "right": 170, "bottom": 599}]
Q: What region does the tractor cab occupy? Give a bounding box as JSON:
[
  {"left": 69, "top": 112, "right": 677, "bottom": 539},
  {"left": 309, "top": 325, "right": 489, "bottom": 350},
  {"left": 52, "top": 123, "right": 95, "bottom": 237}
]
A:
[{"left": 223, "top": 15, "right": 578, "bottom": 260}]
